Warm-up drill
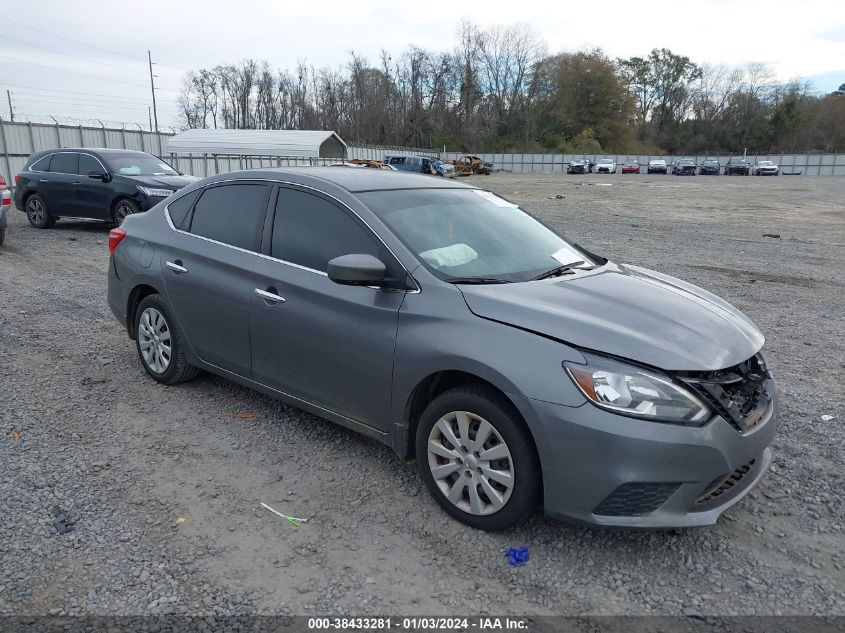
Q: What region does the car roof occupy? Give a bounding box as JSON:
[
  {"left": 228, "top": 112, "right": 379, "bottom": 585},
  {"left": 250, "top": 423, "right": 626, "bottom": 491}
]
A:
[
  {"left": 32, "top": 147, "right": 151, "bottom": 156},
  {"left": 203, "top": 167, "right": 477, "bottom": 193}
]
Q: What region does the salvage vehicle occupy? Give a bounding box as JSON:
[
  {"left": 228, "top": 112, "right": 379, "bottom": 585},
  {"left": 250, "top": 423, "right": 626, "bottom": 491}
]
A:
[
  {"left": 753, "top": 160, "right": 779, "bottom": 176},
  {"left": 566, "top": 159, "right": 593, "bottom": 174},
  {"left": 431, "top": 159, "right": 456, "bottom": 178},
  {"left": 672, "top": 159, "right": 697, "bottom": 176},
  {"left": 621, "top": 160, "right": 640, "bottom": 174},
  {"left": 14, "top": 149, "right": 197, "bottom": 228},
  {"left": 107, "top": 168, "right": 777, "bottom": 531},
  {"left": 699, "top": 159, "right": 721, "bottom": 175},
  {"left": 449, "top": 155, "right": 494, "bottom": 176},
  {"left": 0, "top": 175, "right": 10, "bottom": 245},
  {"left": 647, "top": 159, "right": 668, "bottom": 174},
  {"left": 595, "top": 158, "right": 616, "bottom": 174},
  {"left": 725, "top": 157, "right": 751, "bottom": 176}
]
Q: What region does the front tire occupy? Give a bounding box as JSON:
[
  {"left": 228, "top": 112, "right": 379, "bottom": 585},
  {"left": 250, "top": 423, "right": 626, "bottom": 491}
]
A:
[
  {"left": 416, "top": 385, "right": 540, "bottom": 531},
  {"left": 134, "top": 294, "right": 200, "bottom": 385},
  {"left": 114, "top": 199, "right": 140, "bottom": 225},
  {"left": 25, "top": 194, "right": 56, "bottom": 229}
]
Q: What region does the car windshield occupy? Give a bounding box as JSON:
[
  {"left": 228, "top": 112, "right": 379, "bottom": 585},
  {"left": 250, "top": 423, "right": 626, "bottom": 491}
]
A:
[
  {"left": 625, "top": 161, "right": 638, "bottom": 166},
  {"left": 731, "top": 158, "right": 747, "bottom": 163},
  {"left": 758, "top": 161, "right": 773, "bottom": 166},
  {"left": 359, "top": 189, "right": 593, "bottom": 283},
  {"left": 598, "top": 159, "right": 613, "bottom": 164},
  {"left": 704, "top": 160, "right": 718, "bottom": 165},
  {"left": 650, "top": 160, "right": 665, "bottom": 165},
  {"left": 679, "top": 160, "right": 694, "bottom": 164},
  {"left": 104, "top": 153, "right": 179, "bottom": 176}
]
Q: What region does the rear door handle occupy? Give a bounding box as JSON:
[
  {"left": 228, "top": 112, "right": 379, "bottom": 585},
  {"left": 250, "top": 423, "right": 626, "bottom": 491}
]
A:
[
  {"left": 255, "top": 288, "right": 285, "bottom": 303},
  {"left": 166, "top": 260, "right": 188, "bottom": 273}
]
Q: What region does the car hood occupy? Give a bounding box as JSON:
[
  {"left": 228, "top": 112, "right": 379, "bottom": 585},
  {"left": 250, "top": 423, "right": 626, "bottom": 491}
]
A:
[
  {"left": 459, "top": 263, "right": 764, "bottom": 371},
  {"left": 121, "top": 174, "right": 199, "bottom": 189}
]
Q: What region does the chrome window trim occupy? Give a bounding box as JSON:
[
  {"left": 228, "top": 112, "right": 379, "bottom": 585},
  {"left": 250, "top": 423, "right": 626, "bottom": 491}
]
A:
[
  {"left": 164, "top": 178, "right": 421, "bottom": 292},
  {"left": 30, "top": 151, "right": 110, "bottom": 176}
]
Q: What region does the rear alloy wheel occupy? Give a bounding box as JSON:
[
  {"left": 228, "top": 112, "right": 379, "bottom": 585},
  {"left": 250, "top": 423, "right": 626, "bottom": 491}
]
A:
[
  {"left": 114, "top": 199, "right": 140, "bottom": 225},
  {"left": 25, "top": 194, "right": 56, "bottom": 229},
  {"left": 417, "top": 386, "right": 540, "bottom": 530},
  {"left": 135, "top": 295, "right": 199, "bottom": 385}
]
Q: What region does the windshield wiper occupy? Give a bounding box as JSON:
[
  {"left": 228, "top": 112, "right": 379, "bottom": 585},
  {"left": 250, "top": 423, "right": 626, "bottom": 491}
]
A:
[
  {"left": 443, "top": 277, "right": 512, "bottom": 285},
  {"left": 529, "top": 261, "right": 587, "bottom": 281}
]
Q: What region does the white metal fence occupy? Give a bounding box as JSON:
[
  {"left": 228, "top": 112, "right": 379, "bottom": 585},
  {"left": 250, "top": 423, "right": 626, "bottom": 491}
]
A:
[
  {"left": 3, "top": 117, "right": 844, "bottom": 183},
  {"left": 442, "top": 152, "right": 845, "bottom": 176}
]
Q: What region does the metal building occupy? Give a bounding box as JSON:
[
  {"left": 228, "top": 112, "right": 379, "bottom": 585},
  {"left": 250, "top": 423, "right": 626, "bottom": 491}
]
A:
[{"left": 165, "top": 129, "right": 347, "bottom": 160}]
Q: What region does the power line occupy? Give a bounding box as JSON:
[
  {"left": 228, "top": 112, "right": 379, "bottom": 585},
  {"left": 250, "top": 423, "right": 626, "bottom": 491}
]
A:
[
  {"left": 0, "top": 83, "right": 181, "bottom": 104},
  {"left": 13, "top": 95, "right": 181, "bottom": 110},
  {"left": 2, "top": 34, "right": 148, "bottom": 76},
  {"left": 0, "top": 16, "right": 188, "bottom": 75},
  {"left": 0, "top": 54, "right": 151, "bottom": 88}
]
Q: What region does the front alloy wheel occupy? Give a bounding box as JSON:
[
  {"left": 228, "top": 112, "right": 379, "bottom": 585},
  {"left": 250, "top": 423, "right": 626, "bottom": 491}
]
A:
[
  {"left": 114, "top": 199, "right": 139, "bottom": 225},
  {"left": 416, "top": 386, "right": 540, "bottom": 530},
  {"left": 427, "top": 411, "right": 515, "bottom": 516}
]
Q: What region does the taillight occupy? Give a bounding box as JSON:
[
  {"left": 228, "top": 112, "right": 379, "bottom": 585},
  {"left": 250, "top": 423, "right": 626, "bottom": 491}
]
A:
[
  {"left": 108, "top": 228, "right": 127, "bottom": 255},
  {"left": 1, "top": 191, "right": 10, "bottom": 206}
]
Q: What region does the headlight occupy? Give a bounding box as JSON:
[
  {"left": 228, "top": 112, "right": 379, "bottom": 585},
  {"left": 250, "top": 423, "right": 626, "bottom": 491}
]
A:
[
  {"left": 564, "top": 354, "right": 710, "bottom": 425},
  {"left": 137, "top": 186, "right": 174, "bottom": 198}
]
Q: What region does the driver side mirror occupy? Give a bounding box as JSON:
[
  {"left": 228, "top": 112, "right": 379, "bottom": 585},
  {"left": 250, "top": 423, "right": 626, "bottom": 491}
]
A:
[
  {"left": 88, "top": 170, "right": 109, "bottom": 182},
  {"left": 327, "top": 254, "right": 386, "bottom": 286}
]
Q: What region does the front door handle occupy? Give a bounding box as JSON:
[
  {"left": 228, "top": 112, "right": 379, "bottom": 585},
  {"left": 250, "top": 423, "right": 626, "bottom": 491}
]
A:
[
  {"left": 255, "top": 288, "right": 285, "bottom": 303},
  {"left": 166, "top": 260, "right": 188, "bottom": 273}
]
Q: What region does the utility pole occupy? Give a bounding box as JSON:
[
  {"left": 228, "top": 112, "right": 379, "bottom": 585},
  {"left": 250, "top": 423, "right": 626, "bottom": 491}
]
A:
[
  {"left": 148, "top": 50, "right": 160, "bottom": 154},
  {"left": 148, "top": 107, "right": 153, "bottom": 132},
  {"left": 6, "top": 90, "right": 13, "bottom": 122}
]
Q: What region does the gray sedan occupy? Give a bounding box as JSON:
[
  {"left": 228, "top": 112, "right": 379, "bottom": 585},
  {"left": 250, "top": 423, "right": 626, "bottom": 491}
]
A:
[{"left": 107, "top": 168, "right": 777, "bottom": 531}]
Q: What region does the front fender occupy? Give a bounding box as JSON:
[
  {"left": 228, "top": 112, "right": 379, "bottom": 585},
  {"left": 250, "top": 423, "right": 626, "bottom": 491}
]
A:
[{"left": 390, "top": 280, "right": 588, "bottom": 457}]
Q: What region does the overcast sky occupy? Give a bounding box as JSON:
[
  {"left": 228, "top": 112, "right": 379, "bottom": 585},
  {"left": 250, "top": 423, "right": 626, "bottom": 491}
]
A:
[{"left": 1, "top": 0, "right": 843, "bottom": 129}]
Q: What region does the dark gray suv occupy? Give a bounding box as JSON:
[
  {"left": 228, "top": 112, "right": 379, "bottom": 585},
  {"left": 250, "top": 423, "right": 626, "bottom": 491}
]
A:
[{"left": 107, "top": 168, "right": 777, "bottom": 530}]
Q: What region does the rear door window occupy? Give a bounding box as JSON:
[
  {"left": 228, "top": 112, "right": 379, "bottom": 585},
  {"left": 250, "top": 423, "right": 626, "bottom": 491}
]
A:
[
  {"left": 187, "top": 184, "right": 270, "bottom": 251},
  {"left": 49, "top": 153, "right": 78, "bottom": 174}
]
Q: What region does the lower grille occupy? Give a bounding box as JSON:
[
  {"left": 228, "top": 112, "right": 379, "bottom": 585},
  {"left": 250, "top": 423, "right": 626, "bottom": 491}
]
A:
[
  {"left": 593, "top": 483, "right": 679, "bottom": 517},
  {"left": 696, "top": 459, "right": 756, "bottom": 505}
]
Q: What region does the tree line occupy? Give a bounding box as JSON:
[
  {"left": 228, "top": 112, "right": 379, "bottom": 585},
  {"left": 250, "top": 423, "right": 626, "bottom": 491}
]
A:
[{"left": 177, "top": 20, "right": 845, "bottom": 154}]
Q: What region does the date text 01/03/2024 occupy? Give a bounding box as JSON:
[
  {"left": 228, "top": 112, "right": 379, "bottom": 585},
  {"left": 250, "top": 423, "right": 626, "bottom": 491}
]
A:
[{"left": 307, "top": 617, "right": 530, "bottom": 630}]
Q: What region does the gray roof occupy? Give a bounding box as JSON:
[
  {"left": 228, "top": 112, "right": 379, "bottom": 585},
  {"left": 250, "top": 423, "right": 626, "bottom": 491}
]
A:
[
  {"left": 206, "top": 167, "right": 477, "bottom": 192},
  {"left": 166, "top": 129, "right": 347, "bottom": 159}
]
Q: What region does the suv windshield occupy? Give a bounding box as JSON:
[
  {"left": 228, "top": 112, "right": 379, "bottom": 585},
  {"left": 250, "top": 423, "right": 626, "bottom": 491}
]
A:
[
  {"left": 359, "top": 189, "right": 592, "bottom": 283},
  {"left": 104, "top": 153, "right": 179, "bottom": 176}
]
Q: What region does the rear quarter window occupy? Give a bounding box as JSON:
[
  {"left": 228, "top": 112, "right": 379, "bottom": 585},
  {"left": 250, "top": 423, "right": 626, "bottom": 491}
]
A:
[
  {"left": 167, "top": 189, "right": 201, "bottom": 229},
  {"left": 30, "top": 154, "right": 53, "bottom": 172}
]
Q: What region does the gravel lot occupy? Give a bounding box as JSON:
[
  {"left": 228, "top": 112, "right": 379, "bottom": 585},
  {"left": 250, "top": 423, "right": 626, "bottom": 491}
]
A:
[{"left": 1, "top": 172, "right": 843, "bottom": 618}]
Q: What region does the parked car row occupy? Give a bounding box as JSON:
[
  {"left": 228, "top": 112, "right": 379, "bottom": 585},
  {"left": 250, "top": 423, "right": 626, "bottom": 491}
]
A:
[{"left": 566, "top": 157, "right": 781, "bottom": 176}]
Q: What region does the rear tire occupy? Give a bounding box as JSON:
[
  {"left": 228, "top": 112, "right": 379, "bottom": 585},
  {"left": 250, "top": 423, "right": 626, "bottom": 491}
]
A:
[
  {"left": 134, "top": 294, "right": 200, "bottom": 385},
  {"left": 25, "top": 194, "right": 56, "bottom": 229},
  {"left": 416, "top": 385, "right": 540, "bottom": 531}
]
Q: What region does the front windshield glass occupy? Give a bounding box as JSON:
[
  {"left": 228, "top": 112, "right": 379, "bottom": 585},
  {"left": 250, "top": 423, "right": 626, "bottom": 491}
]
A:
[
  {"left": 598, "top": 159, "right": 613, "bottom": 164},
  {"left": 758, "top": 161, "right": 773, "bottom": 166},
  {"left": 358, "top": 189, "right": 592, "bottom": 282},
  {"left": 104, "top": 153, "right": 179, "bottom": 176}
]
